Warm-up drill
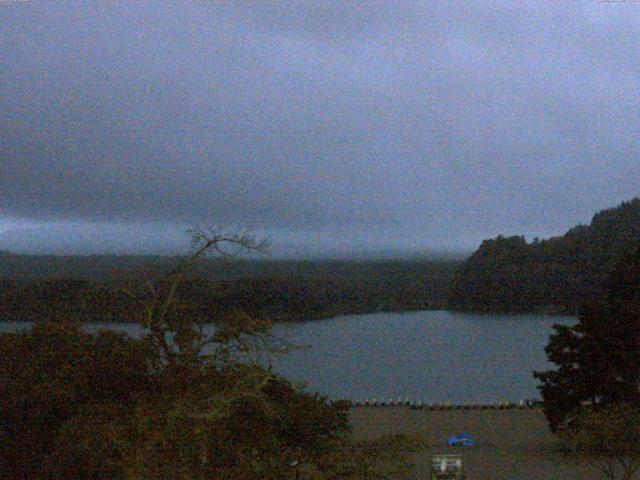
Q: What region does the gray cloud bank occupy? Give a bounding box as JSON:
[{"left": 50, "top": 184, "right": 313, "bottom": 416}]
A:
[{"left": 1, "top": 1, "right": 639, "bottom": 255}]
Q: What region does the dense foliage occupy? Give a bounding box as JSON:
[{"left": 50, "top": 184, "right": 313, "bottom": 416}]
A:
[
  {"left": 0, "top": 231, "right": 426, "bottom": 479},
  {"left": 0, "top": 259, "right": 460, "bottom": 323},
  {"left": 0, "top": 320, "right": 156, "bottom": 479},
  {"left": 534, "top": 245, "right": 640, "bottom": 432},
  {"left": 0, "top": 320, "right": 354, "bottom": 479},
  {"left": 560, "top": 404, "right": 640, "bottom": 480},
  {"left": 449, "top": 198, "right": 640, "bottom": 314}
]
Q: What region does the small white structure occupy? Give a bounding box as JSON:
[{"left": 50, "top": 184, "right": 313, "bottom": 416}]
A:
[{"left": 431, "top": 454, "right": 466, "bottom": 479}]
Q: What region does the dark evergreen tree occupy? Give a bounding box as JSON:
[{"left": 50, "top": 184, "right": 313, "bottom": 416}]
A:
[{"left": 534, "top": 244, "right": 640, "bottom": 432}]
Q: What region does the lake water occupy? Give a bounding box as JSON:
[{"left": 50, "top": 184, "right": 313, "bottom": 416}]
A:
[{"left": 0, "top": 310, "right": 574, "bottom": 403}]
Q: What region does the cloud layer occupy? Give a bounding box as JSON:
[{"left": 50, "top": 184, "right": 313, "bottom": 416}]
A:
[{"left": 1, "top": 1, "right": 639, "bottom": 254}]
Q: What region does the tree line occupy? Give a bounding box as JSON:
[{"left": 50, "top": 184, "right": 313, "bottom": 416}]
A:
[{"left": 0, "top": 258, "right": 459, "bottom": 323}]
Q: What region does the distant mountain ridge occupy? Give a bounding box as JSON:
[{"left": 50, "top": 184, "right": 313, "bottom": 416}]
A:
[{"left": 448, "top": 198, "right": 640, "bottom": 314}]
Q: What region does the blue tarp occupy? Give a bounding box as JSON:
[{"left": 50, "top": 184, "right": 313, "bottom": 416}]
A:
[{"left": 447, "top": 433, "right": 475, "bottom": 447}]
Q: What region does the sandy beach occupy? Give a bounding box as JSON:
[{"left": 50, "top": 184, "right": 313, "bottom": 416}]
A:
[{"left": 350, "top": 406, "right": 599, "bottom": 479}]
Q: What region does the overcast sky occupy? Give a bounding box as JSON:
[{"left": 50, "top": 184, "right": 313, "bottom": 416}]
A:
[{"left": 1, "top": 1, "right": 639, "bottom": 256}]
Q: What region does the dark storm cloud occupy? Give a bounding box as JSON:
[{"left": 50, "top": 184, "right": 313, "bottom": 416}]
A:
[{"left": 1, "top": 1, "right": 639, "bottom": 254}]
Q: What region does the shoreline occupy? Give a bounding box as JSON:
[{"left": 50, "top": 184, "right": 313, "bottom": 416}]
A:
[
  {"left": 349, "top": 399, "right": 541, "bottom": 409},
  {"left": 0, "top": 307, "right": 577, "bottom": 325}
]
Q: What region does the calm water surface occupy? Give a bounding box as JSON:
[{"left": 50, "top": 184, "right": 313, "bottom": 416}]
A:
[{"left": 0, "top": 311, "right": 574, "bottom": 403}]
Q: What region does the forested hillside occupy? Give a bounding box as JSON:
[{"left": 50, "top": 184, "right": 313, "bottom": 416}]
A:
[
  {"left": 448, "top": 198, "right": 640, "bottom": 314},
  {"left": 0, "top": 257, "right": 460, "bottom": 322}
]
